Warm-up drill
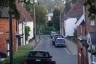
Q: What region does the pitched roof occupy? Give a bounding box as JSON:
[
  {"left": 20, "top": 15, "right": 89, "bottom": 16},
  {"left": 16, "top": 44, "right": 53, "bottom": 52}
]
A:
[
  {"left": 75, "top": 14, "right": 85, "bottom": 26},
  {"left": 0, "top": 7, "right": 9, "bottom": 18},
  {"left": 16, "top": 2, "right": 33, "bottom": 22},
  {"left": 66, "top": 0, "right": 84, "bottom": 19}
]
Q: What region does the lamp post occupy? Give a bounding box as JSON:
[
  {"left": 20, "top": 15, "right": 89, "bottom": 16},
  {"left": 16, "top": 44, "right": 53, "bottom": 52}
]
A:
[
  {"left": 29, "top": 0, "right": 38, "bottom": 46},
  {"left": 8, "top": 0, "right": 14, "bottom": 64},
  {"left": 8, "top": 0, "right": 28, "bottom": 64},
  {"left": 33, "top": 0, "right": 36, "bottom": 40}
]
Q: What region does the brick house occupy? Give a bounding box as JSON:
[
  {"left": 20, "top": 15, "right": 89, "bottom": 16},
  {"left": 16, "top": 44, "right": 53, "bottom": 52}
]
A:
[
  {"left": 84, "top": 0, "right": 96, "bottom": 63},
  {"left": 63, "top": 0, "right": 84, "bottom": 37},
  {"left": 64, "top": 0, "right": 89, "bottom": 64},
  {"left": 76, "top": 0, "right": 96, "bottom": 64},
  {"left": 0, "top": 7, "right": 17, "bottom": 56},
  {"left": 76, "top": 14, "right": 89, "bottom": 64}
]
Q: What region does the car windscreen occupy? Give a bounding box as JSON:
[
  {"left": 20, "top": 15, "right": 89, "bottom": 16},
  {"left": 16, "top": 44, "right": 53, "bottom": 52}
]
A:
[{"left": 28, "top": 52, "right": 49, "bottom": 57}]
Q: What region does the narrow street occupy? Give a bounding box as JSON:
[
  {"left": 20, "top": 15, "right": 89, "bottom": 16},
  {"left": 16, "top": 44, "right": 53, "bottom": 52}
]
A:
[{"left": 33, "top": 35, "right": 77, "bottom": 64}]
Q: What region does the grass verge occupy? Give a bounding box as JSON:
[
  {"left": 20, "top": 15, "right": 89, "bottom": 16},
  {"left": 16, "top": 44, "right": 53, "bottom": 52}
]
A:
[{"left": 1, "top": 44, "right": 33, "bottom": 64}]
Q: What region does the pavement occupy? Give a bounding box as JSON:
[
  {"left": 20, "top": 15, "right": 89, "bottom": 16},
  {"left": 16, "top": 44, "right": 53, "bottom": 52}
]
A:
[
  {"left": 65, "top": 39, "right": 77, "bottom": 55},
  {"left": 30, "top": 35, "right": 77, "bottom": 64}
]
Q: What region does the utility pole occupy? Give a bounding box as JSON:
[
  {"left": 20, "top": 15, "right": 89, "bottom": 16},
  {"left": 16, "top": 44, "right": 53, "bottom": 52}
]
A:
[
  {"left": 33, "top": 0, "right": 37, "bottom": 46},
  {"left": 9, "top": 0, "right": 13, "bottom": 64}
]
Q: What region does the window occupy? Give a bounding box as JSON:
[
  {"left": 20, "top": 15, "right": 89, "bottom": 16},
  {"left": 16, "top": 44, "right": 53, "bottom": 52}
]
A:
[{"left": 90, "top": 20, "right": 95, "bottom": 26}]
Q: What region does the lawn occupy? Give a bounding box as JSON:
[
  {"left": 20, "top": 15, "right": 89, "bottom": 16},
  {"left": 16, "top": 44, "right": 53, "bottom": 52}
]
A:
[{"left": 1, "top": 44, "right": 33, "bottom": 64}]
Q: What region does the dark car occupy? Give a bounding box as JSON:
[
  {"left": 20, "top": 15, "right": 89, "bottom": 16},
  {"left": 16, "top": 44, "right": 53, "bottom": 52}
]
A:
[
  {"left": 0, "top": 52, "right": 7, "bottom": 58},
  {"left": 25, "top": 51, "right": 56, "bottom": 64}
]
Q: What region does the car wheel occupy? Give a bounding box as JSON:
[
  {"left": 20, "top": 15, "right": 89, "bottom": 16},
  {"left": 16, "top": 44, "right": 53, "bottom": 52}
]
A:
[{"left": 51, "top": 61, "right": 56, "bottom": 64}]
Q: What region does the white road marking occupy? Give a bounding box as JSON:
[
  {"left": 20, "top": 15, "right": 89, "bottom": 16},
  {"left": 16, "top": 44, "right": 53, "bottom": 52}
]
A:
[{"left": 64, "top": 48, "right": 71, "bottom": 55}]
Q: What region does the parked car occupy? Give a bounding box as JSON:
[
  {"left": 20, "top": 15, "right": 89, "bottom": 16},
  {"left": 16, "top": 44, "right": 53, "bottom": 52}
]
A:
[
  {"left": 50, "top": 31, "right": 57, "bottom": 38},
  {"left": 52, "top": 35, "right": 64, "bottom": 46},
  {"left": 0, "top": 52, "right": 7, "bottom": 58},
  {"left": 54, "top": 35, "right": 64, "bottom": 39},
  {"left": 54, "top": 38, "right": 66, "bottom": 47},
  {"left": 24, "top": 51, "right": 56, "bottom": 64}
]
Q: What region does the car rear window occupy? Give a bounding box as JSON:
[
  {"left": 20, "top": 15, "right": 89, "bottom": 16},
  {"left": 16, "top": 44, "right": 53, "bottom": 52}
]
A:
[
  {"left": 56, "top": 39, "right": 65, "bottom": 43},
  {"left": 28, "top": 52, "right": 49, "bottom": 57}
]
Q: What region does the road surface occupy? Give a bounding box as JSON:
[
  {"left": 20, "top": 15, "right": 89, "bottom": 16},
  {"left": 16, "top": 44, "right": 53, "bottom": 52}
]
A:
[{"left": 33, "top": 35, "right": 77, "bottom": 64}]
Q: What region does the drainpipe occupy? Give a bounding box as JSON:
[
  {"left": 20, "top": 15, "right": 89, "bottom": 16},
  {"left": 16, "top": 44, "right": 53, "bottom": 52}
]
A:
[{"left": 90, "top": 37, "right": 93, "bottom": 64}]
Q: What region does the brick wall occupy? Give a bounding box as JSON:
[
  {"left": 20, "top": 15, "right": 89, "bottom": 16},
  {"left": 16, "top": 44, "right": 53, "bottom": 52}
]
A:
[
  {"left": 77, "top": 22, "right": 88, "bottom": 64},
  {"left": 0, "top": 18, "right": 17, "bottom": 54}
]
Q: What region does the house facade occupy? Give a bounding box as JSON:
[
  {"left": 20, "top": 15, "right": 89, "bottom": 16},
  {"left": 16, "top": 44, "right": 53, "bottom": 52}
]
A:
[
  {"left": 63, "top": 0, "right": 88, "bottom": 64},
  {"left": 76, "top": 15, "right": 89, "bottom": 64},
  {"left": 64, "top": 18, "right": 77, "bottom": 37},
  {"left": 16, "top": 2, "right": 33, "bottom": 46},
  {"left": 0, "top": 7, "right": 17, "bottom": 56},
  {"left": 76, "top": 0, "right": 96, "bottom": 64},
  {"left": 63, "top": 0, "right": 84, "bottom": 37},
  {"left": 85, "top": 0, "right": 96, "bottom": 64}
]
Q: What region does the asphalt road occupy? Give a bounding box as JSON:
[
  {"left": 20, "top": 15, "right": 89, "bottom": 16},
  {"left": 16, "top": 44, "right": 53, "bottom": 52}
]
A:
[{"left": 34, "top": 35, "right": 77, "bottom": 64}]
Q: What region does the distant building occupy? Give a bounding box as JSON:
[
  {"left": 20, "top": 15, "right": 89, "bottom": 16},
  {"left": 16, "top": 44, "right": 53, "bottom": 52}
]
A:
[
  {"left": 64, "top": 18, "right": 77, "bottom": 37},
  {"left": 63, "top": 0, "right": 84, "bottom": 37},
  {"left": 46, "top": 13, "right": 53, "bottom": 21}
]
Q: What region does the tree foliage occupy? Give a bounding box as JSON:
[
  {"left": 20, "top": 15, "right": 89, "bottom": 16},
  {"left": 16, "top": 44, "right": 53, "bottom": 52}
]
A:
[
  {"left": 38, "top": 0, "right": 64, "bottom": 12},
  {"left": 35, "top": 5, "right": 48, "bottom": 25},
  {"left": 52, "top": 8, "right": 60, "bottom": 31},
  {"left": 85, "top": 0, "right": 96, "bottom": 20},
  {"left": 0, "top": 0, "right": 20, "bottom": 19},
  {"left": 72, "top": 0, "right": 77, "bottom": 3},
  {"left": 64, "top": 2, "right": 71, "bottom": 13},
  {"left": 24, "top": 1, "right": 33, "bottom": 11},
  {"left": 47, "top": 21, "right": 54, "bottom": 27}
]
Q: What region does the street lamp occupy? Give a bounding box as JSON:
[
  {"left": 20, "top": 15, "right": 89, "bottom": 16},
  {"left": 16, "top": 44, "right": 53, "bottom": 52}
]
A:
[
  {"left": 8, "top": 0, "right": 15, "bottom": 64},
  {"left": 8, "top": 0, "right": 28, "bottom": 64},
  {"left": 28, "top": 0, "right": 38, "bottom": 46}
]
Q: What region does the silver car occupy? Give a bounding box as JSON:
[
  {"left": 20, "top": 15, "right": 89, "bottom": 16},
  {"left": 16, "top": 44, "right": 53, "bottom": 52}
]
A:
[{"left": 54, "top": 38, "right": 66, "bottom": 47}]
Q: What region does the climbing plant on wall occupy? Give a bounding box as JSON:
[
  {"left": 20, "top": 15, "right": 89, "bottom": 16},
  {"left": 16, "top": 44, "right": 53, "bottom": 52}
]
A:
[{"left": 85, "top": 0, "right": 96, "bottom": 20}]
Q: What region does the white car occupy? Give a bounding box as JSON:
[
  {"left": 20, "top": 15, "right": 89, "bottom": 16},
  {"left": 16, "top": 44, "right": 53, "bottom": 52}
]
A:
[{"left": 54, "top": 38, "right": 66, "bottom": 47}]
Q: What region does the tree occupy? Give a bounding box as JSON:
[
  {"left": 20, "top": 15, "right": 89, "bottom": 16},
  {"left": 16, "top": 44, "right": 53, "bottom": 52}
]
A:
[
  {"left": 35, "top": 5, "right": 48, "bottom": 34},
  {"left": 24, "top": 1, "right": 33, "bottom": 11},
  {"left": 0, "top": 0, "right": 20, "bottom": 19},
  {"left": 47, "top": 21, "right": 54, "bottom": 27},
  {"left": 35, "top": 5, "right": 48, "bottom": 25},
  {"left": 64, "top": 2, "right": 71, "bottom": 13},
  {"left": 38, "top": 0, "right": 65, "bottom": 12},
  {"left": 52, "top": 8, "right": 60, "bottom": 31}
]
